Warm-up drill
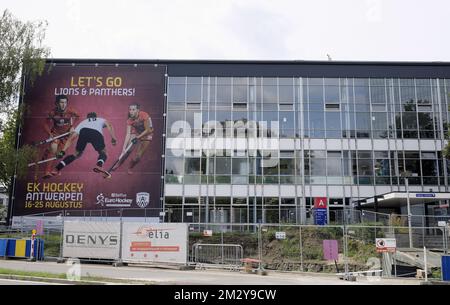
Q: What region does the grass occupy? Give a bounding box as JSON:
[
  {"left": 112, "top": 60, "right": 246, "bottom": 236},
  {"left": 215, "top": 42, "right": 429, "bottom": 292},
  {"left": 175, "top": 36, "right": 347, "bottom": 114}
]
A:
[{"left": 0, "top": 267, "right": 153, "bottom": 284}]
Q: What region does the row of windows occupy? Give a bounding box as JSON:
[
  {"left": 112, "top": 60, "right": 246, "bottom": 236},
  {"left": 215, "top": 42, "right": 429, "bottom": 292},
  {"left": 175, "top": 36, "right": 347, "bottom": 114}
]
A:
[
  {"left": 164, "top": 150, "right": 446, "bottom": 186},
  {"left": 166, "top": 110, "right": 444, "bottom": 139},
  {"left": 167, "top": 77, "right": 450, "bottom": 107}
]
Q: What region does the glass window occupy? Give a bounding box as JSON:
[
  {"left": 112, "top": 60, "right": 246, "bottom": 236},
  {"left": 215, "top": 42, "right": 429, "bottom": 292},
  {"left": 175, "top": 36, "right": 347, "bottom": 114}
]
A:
[
  {"left": 217, "top": 85, "right": 232, "bottom": 105},
  {"left": 263, "top": 159, "right": 279, "bottom": 175},
  {"left": 421, "top": 152, "right": 436, "bottom": 159},
  {"left": 358, "top": 151, "right": 372, "bottom": 159},
  {"left": 167, "top": 84, "right": 185, "bottom": 102},
  {"left": 354, "top": 86, "right": 370, "bottom": 103},
  {"left": 405, "top": 159, "right": 421, "bottom": 177},
  {"left": 374, "top": 159, "right": 390, "bottom": 176},
  {"left": 169, "top": 77, "right": 186, "bottom": 85},
  {"left": 309, "top": 112, "right": 324, "bottom": 131},
  {"left": 325, "top": 111, "right": 341, "bottom": 130},
  {"left": 308, "top": 78, "right": 323, "bottom": 86},
  {"left": 185, "top": 157, "right": 201, "bottom": 174},
  {"left": 233, "top": 85, "right": 247, "bottom": 103},
  {"left": 372, "top": 112, "right": 387, "bottom": 130},
  {"left": 167, "top": 111, "right": 185, "bottom": 137},
  {"left": 311, "top": 158, "right": 326, "bottom": 176},
  {"left": 280, "top": 158, "right": 295, "bottom": 175},
  {"left": 263, "top": 86, "right": 277, "bottom": 103},
  {"left": 279, "top": 85, "right": 294, "bottom": 102},
  {"left": 308, "top": 85, "right": 323, "bottom": 103},
  {"left": 281, "top": 198, "right": 296, "bottom": 205},
  {"left": 355, "top": 112, "right": 370, "bottom": 129},
  {"left": 232, "top": 158, "right": 249, "bottom": 175},
  {"left": 370, "top": 86, "right": 386, "bottom": 103},
  {"left": 422, "top": 159, "right": 437, "bottom": 176},
  {"left": 324, "top": 86, "right": 340, "bottom": 103},
  {"left": 324, "top": 78, "right": 339, "bottom": 86},
  {"left": 358, "top": 159, "right": 373, "bottom": 176},
  {"left": 186, "top": 84, "right": 201, "bottom": 101},
  {"left": 216, "top": 157, "right": 231, "bottom": 174},
  {"left": 327, "top": 158, "right": 342, "bottom": 176},
  {"left": 165, "top": 157, "right": 184, "bottom": 175}
]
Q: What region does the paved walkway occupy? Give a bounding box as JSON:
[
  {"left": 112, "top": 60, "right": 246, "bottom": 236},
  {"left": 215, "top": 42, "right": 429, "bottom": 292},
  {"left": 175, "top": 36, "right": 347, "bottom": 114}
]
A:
[{"left": 0, "top": 260, "right": 422, "bottom": 285}]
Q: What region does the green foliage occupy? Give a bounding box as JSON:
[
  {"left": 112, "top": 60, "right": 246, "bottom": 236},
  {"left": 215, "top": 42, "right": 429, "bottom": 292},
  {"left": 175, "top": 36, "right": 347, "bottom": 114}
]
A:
[
  {"left": 0, "top": 10, "right": 50, "bottom": 113},
  {"left": 0, "top": 108, "right": 38, "bottom": 190},
  {"left": 431, "top": 268, "right": 441, "bottom": 279},
  {"left": 0, "top": 205, "right": 6, "bottom": 222},
  {"left": 0, "top": 10, "right": 49, "bottom": 191}
]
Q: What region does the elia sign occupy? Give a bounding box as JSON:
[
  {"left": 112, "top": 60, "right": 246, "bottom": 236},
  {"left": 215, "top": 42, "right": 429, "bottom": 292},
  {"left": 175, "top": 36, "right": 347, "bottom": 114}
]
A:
[{"left": 375, "top": 238, "right": 397, "bottom": 253}]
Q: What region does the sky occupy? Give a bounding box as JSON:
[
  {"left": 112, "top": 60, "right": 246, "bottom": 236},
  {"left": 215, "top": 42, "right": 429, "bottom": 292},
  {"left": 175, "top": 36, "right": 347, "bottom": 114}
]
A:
[{"left": 2, "top": 0, "right": 450, "bottom": 61}]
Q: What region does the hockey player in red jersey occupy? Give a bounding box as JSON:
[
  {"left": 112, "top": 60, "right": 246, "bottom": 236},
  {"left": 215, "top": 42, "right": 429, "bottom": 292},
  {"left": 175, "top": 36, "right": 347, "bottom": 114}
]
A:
[
  {"left": 121, "top": 103, "right": 153, "bottom": 174},
  {"left": 42, "top": 95, "right": 79, "bottom": 179}
]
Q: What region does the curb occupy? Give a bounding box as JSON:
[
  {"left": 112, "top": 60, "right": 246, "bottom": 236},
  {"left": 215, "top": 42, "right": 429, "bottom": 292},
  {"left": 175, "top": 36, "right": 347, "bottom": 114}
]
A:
[
  {"left": 0, "top": 274, "right": 110, "bottom": 285},
  {"left": 420, "top": 280, "right": 450, "bottom": 285}
]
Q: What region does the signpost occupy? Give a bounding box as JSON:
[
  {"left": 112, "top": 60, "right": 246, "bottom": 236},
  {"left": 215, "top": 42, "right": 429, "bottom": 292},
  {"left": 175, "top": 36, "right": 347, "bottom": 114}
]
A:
[
  {"left": 314, "top": 197, "right": 328, "bottom": 225},
  {"left": 202, "top": 230, "right": 213, "bottom": 237},
  {"left": 275, "top": 232, "right": 286, "bottom": 240},
  {"left": 30, "top": 229, "right": 37, "bottom": 261}
]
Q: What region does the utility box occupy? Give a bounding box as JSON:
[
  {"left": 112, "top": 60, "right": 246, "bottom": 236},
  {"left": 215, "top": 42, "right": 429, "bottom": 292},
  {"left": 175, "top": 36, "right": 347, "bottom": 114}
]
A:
[{"left": 442, "top": 256, "right": 450, "bottom": 281}]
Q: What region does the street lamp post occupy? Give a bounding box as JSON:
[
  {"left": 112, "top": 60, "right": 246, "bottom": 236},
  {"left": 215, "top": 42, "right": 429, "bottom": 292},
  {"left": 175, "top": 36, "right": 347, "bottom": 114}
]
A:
[{"left": 402, "top": 171, "right": 413, "bottom": 248}]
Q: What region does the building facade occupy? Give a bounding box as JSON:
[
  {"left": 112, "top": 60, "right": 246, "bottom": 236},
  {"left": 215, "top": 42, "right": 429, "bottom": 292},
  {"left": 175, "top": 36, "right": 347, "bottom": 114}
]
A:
[
  {"left": 161, "top": 61, "right": 450, "bottom": 224},
  {"left": 10, "top": 60, "right": 450, "bottom": 225}
]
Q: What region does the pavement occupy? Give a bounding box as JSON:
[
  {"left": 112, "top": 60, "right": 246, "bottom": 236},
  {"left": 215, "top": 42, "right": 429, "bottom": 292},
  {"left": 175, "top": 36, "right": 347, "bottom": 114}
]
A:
[{"left": 0, "top": 259, "right": 423, "bottom": 285}]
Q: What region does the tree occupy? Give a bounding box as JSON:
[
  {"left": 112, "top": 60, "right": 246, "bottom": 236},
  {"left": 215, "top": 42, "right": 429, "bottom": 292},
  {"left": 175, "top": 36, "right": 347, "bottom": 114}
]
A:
[{"left": 0, "top": 10, "right": 50, "bottom": 191}]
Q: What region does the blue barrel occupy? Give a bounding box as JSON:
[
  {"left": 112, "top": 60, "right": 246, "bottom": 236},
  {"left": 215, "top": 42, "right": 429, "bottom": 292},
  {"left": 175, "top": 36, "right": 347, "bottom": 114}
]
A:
[{"left": 443, "top": 256, "right": 450, "bottom": 281}]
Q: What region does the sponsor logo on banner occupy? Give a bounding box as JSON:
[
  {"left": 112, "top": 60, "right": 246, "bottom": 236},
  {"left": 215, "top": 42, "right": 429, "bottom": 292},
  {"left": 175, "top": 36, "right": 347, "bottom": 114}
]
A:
[
  {"left": 136, "top": 192, "right": 150, "bottom": 208},
  {"left": 63, "top": 221, "right": 121, "bottom": 260},
  {"left": 65, "top": 234, "right": 119, "bottom": 247},
  {"left": 95, "top": 193, "right": 132, "bottom": 207},
  {"left": 122, "top": 223, "right": 188, "bottom": 264},
  {"left": 375, "top": 238, "right": 396, "bottom": 253}
]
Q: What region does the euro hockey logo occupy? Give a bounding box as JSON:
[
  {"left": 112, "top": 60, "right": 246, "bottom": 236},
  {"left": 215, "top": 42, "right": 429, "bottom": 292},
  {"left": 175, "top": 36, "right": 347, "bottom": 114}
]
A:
[
  {"left": 96, "top": 193, "right": 105, "bottom": 206},
  {"left": 136, "top": 192, "right": 150, "bottom": 208}
]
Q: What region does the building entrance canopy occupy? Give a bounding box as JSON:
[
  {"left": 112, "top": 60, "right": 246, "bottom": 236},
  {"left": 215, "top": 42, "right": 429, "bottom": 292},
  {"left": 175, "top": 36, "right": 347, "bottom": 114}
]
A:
[{"left": 360, "top": 192, "right": 450, "bottom": 209}]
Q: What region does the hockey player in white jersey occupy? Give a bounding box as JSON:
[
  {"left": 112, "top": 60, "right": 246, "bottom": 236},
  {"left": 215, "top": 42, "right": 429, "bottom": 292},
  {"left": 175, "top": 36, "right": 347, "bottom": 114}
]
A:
[{"left": 47, "top": 112, "right": 117, "bottom": 177}]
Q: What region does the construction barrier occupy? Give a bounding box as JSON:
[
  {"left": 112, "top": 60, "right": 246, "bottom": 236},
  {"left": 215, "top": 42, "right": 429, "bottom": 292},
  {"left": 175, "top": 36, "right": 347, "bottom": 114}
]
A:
[
  {"left": 0, "top": 239, "right": 7, "bottom": 257},
  {"left": 0, "top": 238, "right": 44, "bottom": 260},
  {"left": 443, "top": 256, "right": 450, "bottom": 281}
]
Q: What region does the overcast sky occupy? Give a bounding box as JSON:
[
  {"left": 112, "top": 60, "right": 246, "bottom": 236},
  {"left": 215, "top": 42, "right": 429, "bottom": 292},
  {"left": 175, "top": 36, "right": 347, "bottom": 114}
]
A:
[{"left": 2, "top": 0, "right": 450, "bottom": 61}]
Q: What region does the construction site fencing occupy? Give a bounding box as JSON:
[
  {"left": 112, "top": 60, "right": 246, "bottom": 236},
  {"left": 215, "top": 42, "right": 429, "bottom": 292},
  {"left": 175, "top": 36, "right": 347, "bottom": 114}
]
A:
[{"left": 4, "top": 211, "right": 450, "bottom": 280}]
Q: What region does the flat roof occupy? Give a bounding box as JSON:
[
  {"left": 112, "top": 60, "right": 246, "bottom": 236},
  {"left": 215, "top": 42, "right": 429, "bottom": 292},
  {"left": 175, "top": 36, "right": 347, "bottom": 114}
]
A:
[{"left": 45, "top": 59, "right": 450, "bottom": 78}]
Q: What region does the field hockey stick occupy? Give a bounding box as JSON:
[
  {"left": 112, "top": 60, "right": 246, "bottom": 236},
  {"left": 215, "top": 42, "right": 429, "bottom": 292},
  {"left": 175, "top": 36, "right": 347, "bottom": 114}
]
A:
[
  {"left": 28, "top": 157, "right": 57, "bottom": 167},
  {"left": 32, "top": 132, "right": 71, "bottom": 146},
  {"left": 93, "top": 141, "right": 135, "bottom": 178},
  {"left": 109, "top": 141, "right": 136, "bottom": 172}
]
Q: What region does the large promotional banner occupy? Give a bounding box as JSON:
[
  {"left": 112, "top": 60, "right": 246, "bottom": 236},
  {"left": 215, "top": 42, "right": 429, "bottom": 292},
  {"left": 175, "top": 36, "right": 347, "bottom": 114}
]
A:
[
  {"left": 12, "top": 64, "right": 165, "bottom": 217},
  {"left": 62, "top": 221, "right": 121, "bottom": 260},
  {"left": 122, "top": 223, "right": 188, "bottom": 264}
]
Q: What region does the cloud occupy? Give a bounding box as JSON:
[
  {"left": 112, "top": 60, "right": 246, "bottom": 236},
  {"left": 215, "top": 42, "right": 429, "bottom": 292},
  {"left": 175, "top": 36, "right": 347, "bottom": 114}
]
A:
[{"left": 2, "top": 0, "right": 450, "bottom": 61}]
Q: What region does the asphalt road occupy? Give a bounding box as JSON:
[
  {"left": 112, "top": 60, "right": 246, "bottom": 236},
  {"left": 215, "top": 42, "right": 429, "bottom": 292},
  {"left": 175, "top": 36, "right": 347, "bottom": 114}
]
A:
[{"left": 0, "top": 260, "right": 421, "bottom": 285}]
